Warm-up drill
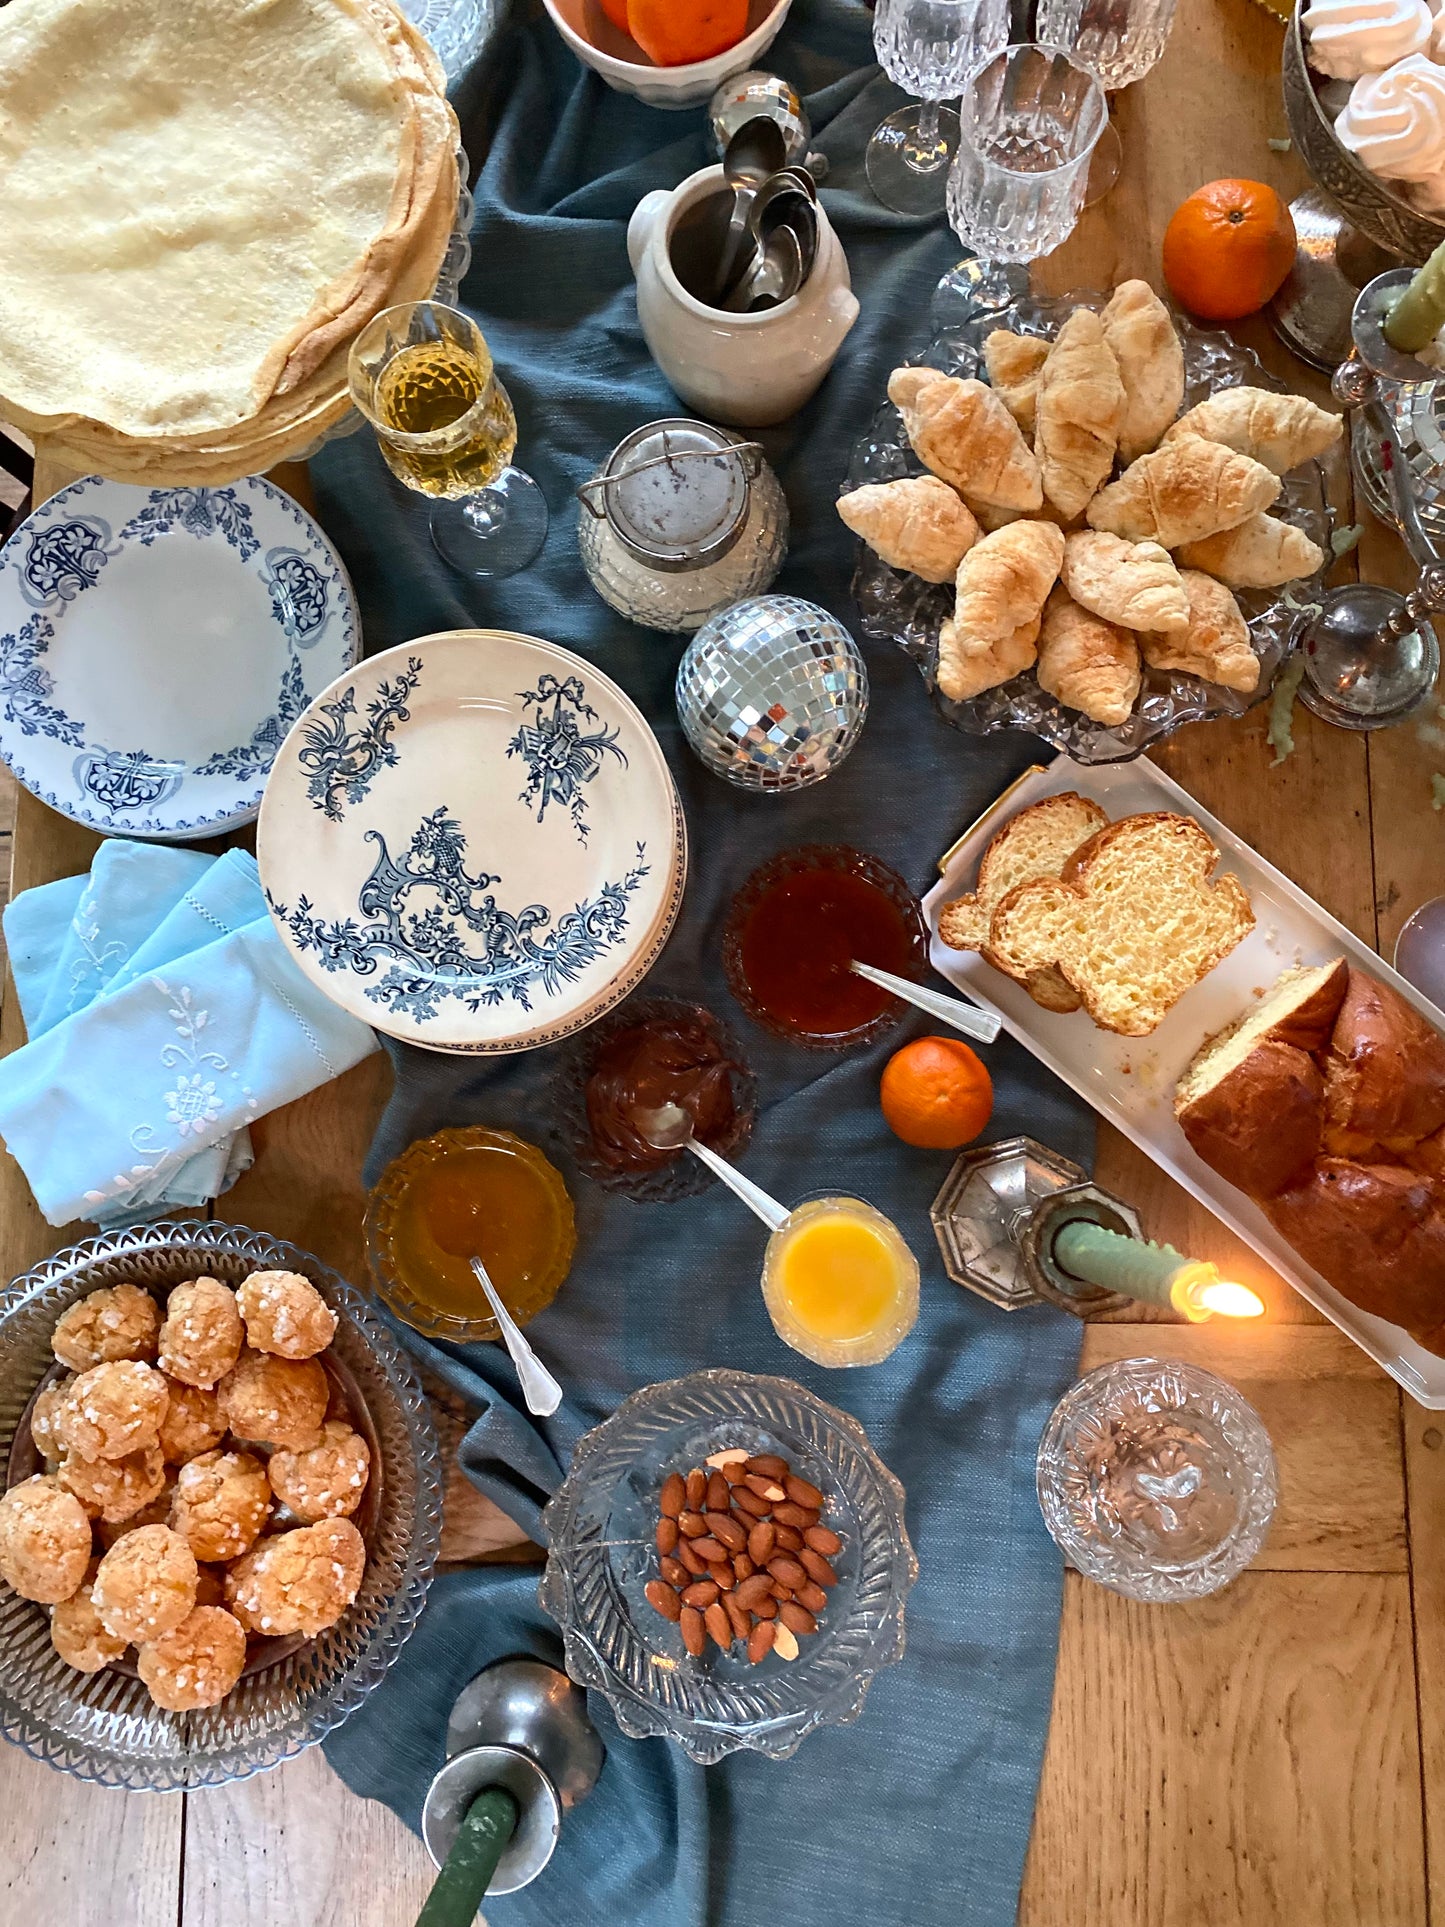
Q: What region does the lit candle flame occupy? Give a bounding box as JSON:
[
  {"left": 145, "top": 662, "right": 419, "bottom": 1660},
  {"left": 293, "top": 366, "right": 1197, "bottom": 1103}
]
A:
[{"left": 1169, "top": 1267, "right": 1266, "bottom": 1321}]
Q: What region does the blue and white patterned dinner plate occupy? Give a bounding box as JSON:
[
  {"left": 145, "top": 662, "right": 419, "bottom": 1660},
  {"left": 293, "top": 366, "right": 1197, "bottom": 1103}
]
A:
[
  {"left": 257, "top": 630, "right": 688, "bottom": 1054},
  {"left": 0, "top": 474, "right": 359, "bottom": 841}
]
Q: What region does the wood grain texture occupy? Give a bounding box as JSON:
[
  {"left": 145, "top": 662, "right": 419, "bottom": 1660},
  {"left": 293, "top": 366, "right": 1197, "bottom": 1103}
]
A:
[
  {"left": 1020, "top": 1573, "right": 1427, "bottom": 1927},
  {"left": 0, "top": 1746, "right": 182, "bottom": 1927},
  {"left": 1402, "top": 1405, "right": 1445, "bottom": 1927},
  {"left": 182, "top": 1745, "right": 435, "bottom": 1927}
]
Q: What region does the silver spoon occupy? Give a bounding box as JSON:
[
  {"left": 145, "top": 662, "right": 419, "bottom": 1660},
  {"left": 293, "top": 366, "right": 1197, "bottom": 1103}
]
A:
[
  {"left": 633, "top": 1102, "right": 789, "bottom": 1232},
  {"left": 714, "top": 116, "right": 788, "bottom": 302},
  {"left": 848, "top": 962, "right": 1001, "bottom": 1044},
  {"left": 469, "top": 1256, "right": 563, "bottom": 1417},
  {"left": 724, "top": 224, "right": 805, "bottom": 311}
]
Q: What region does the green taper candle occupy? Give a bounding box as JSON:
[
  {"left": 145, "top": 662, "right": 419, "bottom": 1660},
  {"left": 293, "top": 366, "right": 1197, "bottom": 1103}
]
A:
[
  {"left": 1384, "top": 239, "right": 1445, "bottom": 353},
  {"left": 1052, "top": 1220, "right": 1193, "bottom": 1310},
  {"left": 416, "top": 1786, "right": 520, "bottom": 1927}
]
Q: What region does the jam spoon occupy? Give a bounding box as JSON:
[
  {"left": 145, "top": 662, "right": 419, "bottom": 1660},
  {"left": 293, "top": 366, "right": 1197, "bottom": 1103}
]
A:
[
  {"left": 468, "top": 1256, "right": 563, "bottom": 1417},
  {"left": 634, "top": 1103, "right": 789, "bottom": 1232},
  {"left": 848, "top": 961, "right": 1002, "bottom": 1043}
]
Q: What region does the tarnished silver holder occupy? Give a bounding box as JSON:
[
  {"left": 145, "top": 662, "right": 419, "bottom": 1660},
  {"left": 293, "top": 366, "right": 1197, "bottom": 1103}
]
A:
[
  {"left": 576, "top": 425, "right": 764, "bottom": 573},
  {"left": 420, "top": 1657, "right": 604, "bottom": 1898},
  {"left": 1293, "top": 270, "right": 1444, "bottom": 730},
  {"left": 929, "top": 1135, "right": 1143, "bottom": 1315}
]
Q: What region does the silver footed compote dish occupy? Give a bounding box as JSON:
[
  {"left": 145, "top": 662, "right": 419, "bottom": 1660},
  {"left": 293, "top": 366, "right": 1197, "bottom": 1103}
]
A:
[
  {"left": 0, "top": 1221, "right": 442, "bottom": 1791},
  {"left": 540, "top": 1369, "right": 916, "bottom": 1763},
  {"left": 843, "top": 283, "right": 1333, "bottom": 765}
]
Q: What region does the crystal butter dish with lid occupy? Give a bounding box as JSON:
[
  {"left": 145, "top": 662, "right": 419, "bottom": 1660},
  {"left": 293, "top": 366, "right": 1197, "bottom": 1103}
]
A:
[{"left": 577, "top": 419, "right": 788, "bottom": 632}]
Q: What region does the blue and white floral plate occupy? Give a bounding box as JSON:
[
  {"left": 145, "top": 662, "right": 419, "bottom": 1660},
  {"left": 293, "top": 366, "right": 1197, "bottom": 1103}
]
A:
[
  {"left": 257, "top": 630, "right": 688, "bottom": 1054},
  {"left": 0, "top": 475, "right": 359, "bottom": 840}
]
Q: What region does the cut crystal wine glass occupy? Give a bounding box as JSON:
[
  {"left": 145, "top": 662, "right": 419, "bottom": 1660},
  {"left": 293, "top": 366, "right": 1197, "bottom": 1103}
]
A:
[{"left": 866, "top": 0, "right": 1009, "bottom": 216}]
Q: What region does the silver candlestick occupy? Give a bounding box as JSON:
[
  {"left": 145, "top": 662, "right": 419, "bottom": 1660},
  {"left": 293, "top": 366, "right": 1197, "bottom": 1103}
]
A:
[{"left": 1293, "top": 269, "right": 1444, "bottom": 731}]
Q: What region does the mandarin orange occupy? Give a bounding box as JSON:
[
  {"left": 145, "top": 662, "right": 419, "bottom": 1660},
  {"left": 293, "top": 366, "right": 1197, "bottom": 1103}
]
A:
[
  {"left": 628, "top": 0, "right": 747, "bottom": 64},
  {"left": 879, "top": 1036, "right": 994, "bottom": 1151},
  {"left": 1161, "top": 179, "right": 1296, "bottom": 321}
]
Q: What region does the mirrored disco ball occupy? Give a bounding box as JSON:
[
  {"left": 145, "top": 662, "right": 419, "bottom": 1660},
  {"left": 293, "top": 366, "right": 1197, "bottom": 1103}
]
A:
[{"left": 675, "top": 595, "right": 869, "bottom": 793}]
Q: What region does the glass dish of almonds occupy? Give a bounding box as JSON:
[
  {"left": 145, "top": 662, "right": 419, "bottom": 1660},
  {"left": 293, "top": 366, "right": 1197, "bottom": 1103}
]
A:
[{"left": 540, "top": 1368, "right": 916, "bottom": 1764}]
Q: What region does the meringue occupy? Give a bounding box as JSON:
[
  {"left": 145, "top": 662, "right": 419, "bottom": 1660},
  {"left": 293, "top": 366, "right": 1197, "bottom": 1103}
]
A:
[
  {"left": 1304, "top": 0, "right": 1433, "bottom": 78},
  {"left": 1336, "top": 53, "right": 1445, "bottom": 182}
]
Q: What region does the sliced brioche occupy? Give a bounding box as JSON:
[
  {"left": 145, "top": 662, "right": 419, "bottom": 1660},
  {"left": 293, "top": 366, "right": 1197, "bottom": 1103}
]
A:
[
  {"left": 937, "top": 792, "right": 1108, "bottom": 1013},
  {"left": 987, "top": 812, "right": 1254, "bottom": 1036},
  {"left": 1323, "top": 972, "right": 1445, "bottom": 1159}
]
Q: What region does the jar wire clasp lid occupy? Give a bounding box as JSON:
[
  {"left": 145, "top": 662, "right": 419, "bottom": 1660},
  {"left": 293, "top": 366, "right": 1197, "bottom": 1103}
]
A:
[{"left": 577, "top": 420, "right": 765, "bottom": 572}]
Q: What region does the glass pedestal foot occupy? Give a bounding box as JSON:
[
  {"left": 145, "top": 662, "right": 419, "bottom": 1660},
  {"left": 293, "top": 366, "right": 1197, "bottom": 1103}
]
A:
[
  {"left": 866, "top": 104, "right": 961, "bottom": 216},
  {"left": 430, "top": 467, "right": 549, "bottom": 578}
]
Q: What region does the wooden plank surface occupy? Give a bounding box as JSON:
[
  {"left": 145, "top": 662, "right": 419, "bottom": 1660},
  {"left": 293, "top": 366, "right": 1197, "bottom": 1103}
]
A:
[{"left": 2, "top": 0, "right": 1440, "bottom": 1919}]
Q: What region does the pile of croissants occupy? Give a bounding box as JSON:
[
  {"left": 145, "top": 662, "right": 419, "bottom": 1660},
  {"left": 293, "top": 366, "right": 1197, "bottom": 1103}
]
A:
[{"left": 837, "top": 280, "right": 1343, "bottom": 726}]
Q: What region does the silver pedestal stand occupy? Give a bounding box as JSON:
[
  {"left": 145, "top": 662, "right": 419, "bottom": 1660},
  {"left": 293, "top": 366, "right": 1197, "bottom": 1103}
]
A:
[{"left": 1294, "top": 270, "right": 1444, "bottom": 730}]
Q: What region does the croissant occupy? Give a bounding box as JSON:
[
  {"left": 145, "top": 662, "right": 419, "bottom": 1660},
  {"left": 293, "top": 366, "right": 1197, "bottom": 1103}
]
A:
[
  {"left": 937, "top": 616, "right": 1041, "bottom": 702},
  {"left": 1138, "top": 570, "right": 1260, "bottom": 691},
  {"left": 1161, "top": 386, "right": 1342, "bottom": 474},
  {"left": 1173, "top": 513, "right": 1326, "bottom": 588},
  {"left": 968, "top": 496, "right": 1079, "bottom": 534},
  {"left": 1086, "top": 437, "right": 1280, "bottom": 548},
  {"left": 1036, "top": 586, "right": 1142, "bottom": 726},
  {"left": 887, "top": 367, "right": 1043, "bottom": 511},
  {"left": 1061, "top": 530, "right": 1190, "bottom": 633},
  {"left": 948, "top": 520, "right": 1065, "bottom": 643},
  {"left": 1101, "top": 280, "right": 1185, "bottom": 462},
  {"left": 1034, "top": 308, "right": 1126, "bottom": 520},
  {"left": 836, "top": 476, "right": 980, "bottom": 583},
  {"left": 984, "top": 330, "right": 1051, "bottom": 436}
]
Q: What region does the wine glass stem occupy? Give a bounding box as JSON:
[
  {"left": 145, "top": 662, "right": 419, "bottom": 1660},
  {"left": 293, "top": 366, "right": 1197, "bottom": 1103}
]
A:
[
  {"left": 464, "top": 486, "right": 506, "bottom": 537},
  {"left": 905, "top": 99, "right": 948, "bottom": 174}
]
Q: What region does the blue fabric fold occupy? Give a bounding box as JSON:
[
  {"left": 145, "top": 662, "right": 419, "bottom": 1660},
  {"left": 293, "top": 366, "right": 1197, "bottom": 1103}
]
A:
[
  {"left": 0, "top": 842, "right": 379, "bottom": 1226},
  {"left": 314, "top": 3, "right": 1093, "bottom": 1922}
]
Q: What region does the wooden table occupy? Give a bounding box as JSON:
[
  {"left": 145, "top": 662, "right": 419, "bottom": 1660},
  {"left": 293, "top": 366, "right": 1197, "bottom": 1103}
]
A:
[{"left": 3, "top": 3, "right": 1443, "bottom": 1920}]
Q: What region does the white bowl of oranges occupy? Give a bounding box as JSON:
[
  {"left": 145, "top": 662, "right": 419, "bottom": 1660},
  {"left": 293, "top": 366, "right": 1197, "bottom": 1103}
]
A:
[{"left": 543, "top": 0, "right": 794, "bottom": 108}]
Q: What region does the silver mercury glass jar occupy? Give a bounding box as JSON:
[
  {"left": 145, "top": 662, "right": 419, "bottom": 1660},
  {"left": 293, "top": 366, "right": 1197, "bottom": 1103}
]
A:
[{"left": 577, "top": 419, "right": 788, "bottom": 634}]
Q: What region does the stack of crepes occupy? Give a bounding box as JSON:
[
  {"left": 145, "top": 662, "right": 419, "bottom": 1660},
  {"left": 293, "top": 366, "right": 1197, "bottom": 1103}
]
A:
[{"left": 0, "top": 0, "right": 460, "bottom": 486}]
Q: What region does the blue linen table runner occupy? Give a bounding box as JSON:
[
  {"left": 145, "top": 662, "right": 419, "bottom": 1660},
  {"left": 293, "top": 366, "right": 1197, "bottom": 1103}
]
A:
[{"left": 315, "top": 3, "right": 1094, "bottom": 1921}]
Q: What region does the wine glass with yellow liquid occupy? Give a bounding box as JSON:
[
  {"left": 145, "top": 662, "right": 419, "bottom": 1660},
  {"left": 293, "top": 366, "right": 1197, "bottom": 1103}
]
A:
[{"left": 349, "top": 300, "right": 549, "bottom": 578}]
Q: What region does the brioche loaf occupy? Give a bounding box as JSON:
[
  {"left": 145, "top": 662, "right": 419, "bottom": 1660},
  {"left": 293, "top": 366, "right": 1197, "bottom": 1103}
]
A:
[
  {"left": 1322, "top": 971, "right": 1445, "bottom": 1159},
  {"left": 1174, "top": 958, "right": 1349, "bottom": 1194}
]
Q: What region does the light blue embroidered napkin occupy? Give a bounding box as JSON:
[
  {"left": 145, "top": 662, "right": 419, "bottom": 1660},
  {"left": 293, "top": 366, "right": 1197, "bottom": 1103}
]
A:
[{"left": 0, "top": 840, "right": 379, "bottom": 1226}]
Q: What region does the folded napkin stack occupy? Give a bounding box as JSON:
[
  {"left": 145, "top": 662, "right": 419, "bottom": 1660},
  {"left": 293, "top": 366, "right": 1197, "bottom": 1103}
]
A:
[{"left": 0, "top": 840, "right": 377, "bottom": 1226}]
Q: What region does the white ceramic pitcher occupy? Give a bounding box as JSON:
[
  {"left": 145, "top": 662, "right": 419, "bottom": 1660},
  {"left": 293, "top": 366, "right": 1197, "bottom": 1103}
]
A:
[{"left": 627, "top": 165, "right": 860, "bottom": 429}]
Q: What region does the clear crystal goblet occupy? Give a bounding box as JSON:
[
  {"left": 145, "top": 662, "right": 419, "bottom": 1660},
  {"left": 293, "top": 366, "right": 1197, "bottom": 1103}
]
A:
[
  {"left": 946, "top": 44, "right": 1107, "bottom": 263},
  {"left": 866, "top": 0, "right": 1010, "bottom": 216}
]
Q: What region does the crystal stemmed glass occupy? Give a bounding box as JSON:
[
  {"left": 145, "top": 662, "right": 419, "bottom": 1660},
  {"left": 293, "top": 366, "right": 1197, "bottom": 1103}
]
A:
[
  {"left": 1036, "top": 0, "right": 1182, "bottom": 204},
  {"left": 866, "top": 0, "right": 1010, "bottom": 216},
  {"left": 946, "top": 44, "right": 1107, "bottom": 263},
  {"left": 348, "top": 300, "right": 549, "bottom": 579}
]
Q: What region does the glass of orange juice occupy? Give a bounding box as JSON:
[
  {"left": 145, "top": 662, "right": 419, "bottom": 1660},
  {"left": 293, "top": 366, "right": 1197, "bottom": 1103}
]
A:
[{"left": 761, "top": 1193, "right": 920, "bottom": 1368}]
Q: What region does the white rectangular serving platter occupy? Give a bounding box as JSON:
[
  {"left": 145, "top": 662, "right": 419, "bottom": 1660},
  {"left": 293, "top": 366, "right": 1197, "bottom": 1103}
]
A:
[{"left": 922, "top": 752, "right": 1445, "bottom": 1407}]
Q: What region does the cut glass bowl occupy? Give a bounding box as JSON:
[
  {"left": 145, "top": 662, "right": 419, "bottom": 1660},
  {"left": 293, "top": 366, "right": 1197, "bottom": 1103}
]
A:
[
  {"left": 0, "top": 1220, "right": 443, "bottom": 1790},
  {"left": 540, "top": 1369, "right": 916, "bottom": 1763},
  {"left": 844, "top": 282, "right": 1335, "bottom": 765}
]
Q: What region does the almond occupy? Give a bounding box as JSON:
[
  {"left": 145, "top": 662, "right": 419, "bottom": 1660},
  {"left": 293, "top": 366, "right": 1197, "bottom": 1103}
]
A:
[
  {"left": 733, "top": 1553, "right": 754, "bottom": 1582},
  {"left": 646, "top": 1580, "right": 682, "bottom": 1622},
  {"left": 744, "top": 1474, "right": 787, "bottom": 1503},
  {"left": 733, "top": 1573, "right": 775, "bottom": 1611},
  {"left": 706, "top": 1449, "right": 748, "bottom": 1469},
  {"left": 680, "top": 1605, "right": 705, "bottom": 1656},
  {"left": 768, "top": 1555, "right": 807, "bottom": 1589},
  {"left": 678, "top": 1509, "right": 707, "bottom": 1539},
  {"left": 712, "top": 1561, "right": 736, "bottom": 1591},
  {"left": 706, "top": 1471, "right": 730, "bottom": 1512},
  {"left": 804, "top": 1525, "right": 842, "bottom": 1556},
  {"left": 721, "top": 1460, "right": 749, "bottom": 1486},
  {"left": 660, "top": 1555, "right": 690, "bottom": 1589},
  {"left": 724, "top": 1594, "right": 751, "bottom": 1641},
  {"left": 681, "top": 1580, "right": 719, "bottom": 1609},
  {"left": 692, "top": 1536, "right": 727, "bottom": 1563},
  {"left": 747, "top": 1619, "right": 775, "bottom": 1664},
  {"left": 731, "top": 1486, "right": 771, "bottom": 1518},
  {"left": 786, "top": 1475, "right": 824, "bottom": 1509},
  {"left": 747, "top": 1455, "right": 789, "bottom": 1479},
  {"left": 659, "top": 1473, "right": 686, "bottom": 1518},
  {"left": 775, "top": 1525, "right": 803, "bottom": 1552},
  {"left": 800, "top": 1548, "right": 837, "bottom": 1587},
  {"left": 656, "top": 1517, "right": 679, "bottom": 1555},
  {"left": 773, "top": 1502, "right": 813, "bottom": 1530},
  {"left": 747, "top": 1521, "right": 776, "bottom": 1564},
  {"left": 753, "top": 1593, "right": 778, "bottom": 1620},
  {"left": 773, "top": 1622, "right": 800, "bottom": 1661},
  {"left": 705, "top": 1511, "right": 746, "bottom": 1551},
  {"left": 685, "top": 1469, "right": 707, "bottom": 1510},
  {"left": 704, "top": 1602, "right": 732, "bottom": 1650},
  {"left": 779, "top": 1600, "right": 817, "bottom": 1636},
  {"left": 678, "top": 1539, "right": 708, "bottom": 1577},
  {"left": 796, "top": 1580, "right": 827, "bottom": 1614}
]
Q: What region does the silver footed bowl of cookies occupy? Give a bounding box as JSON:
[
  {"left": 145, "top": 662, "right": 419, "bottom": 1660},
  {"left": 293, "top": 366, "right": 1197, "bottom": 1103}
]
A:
[
  {"left": 0, "top": 1220, "right": 442, "bottom": 1791},
  {"left": 841, "top": 282, "right": 1338, "bottom": 763}
]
